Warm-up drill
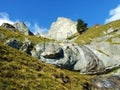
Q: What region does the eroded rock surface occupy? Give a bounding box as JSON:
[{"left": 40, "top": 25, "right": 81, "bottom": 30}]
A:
[{"left": 31, "top": 43, "right": 106, "bottom": 74}]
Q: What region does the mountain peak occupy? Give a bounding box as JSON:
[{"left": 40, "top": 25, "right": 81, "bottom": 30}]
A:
[{"left": 47, "top": 17, "right": 77, "bottom": 41}]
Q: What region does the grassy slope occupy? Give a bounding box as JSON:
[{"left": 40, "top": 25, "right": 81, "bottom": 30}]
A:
[
  {"left": 0, "top": 27, "right": 92, "bottom": 89},
  {"left": 75, "top": 20, "right": 120, "bottom": 44},
  {"left": 0, "top": 44, "right": 92, "bottom": 90}
]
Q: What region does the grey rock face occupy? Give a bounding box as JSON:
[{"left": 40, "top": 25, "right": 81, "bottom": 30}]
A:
[
  {"left": 20, "top": 38, "right": 33, "bottom": 55},
  {"left": 90, "top": 75, "right": 120, "bottom": 90},
  {"left": 5, "top": 38, "right": 33, "bottom": 55},
  {"left": 13, "top": 22, "right": 33, "bottom": 35},
  {"left": 5, "top": 38, "right": 21, "bottom": 49},
  {"left": 41, "top": 43, "right": 63, "bottom": 59},
  {"left": 1, "top": 23, "right": 16, "bottom": 31},
  {"left": 31, "top": 33, "right": 120, "bottom": 74},
  {"left": 31, "top": 43, "right": 105, "bottom": 74}
]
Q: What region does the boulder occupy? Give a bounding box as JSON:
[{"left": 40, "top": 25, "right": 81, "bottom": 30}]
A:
[
  {"left": 5, "top": 38, "right": 21, "bottom": 49},
  {"left": 1, "top": 23, "right": 16, "bottom": 31},
  {"left": 5, "top": 38, "right": 33, "bottom": 55},
  {"left": 13, "top": 22, "right": 34, "bottom": 35},
  {"left": 41, "top": 43, "right": 63, "bottom": 59}
]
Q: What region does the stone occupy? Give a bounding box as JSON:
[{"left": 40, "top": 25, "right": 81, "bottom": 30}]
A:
[
  {"left": 1, "top": 23, "right": 16, "bottom": 31},
  {"left": 20, "top": 38, "right": 33, "bottom": 55},
  {"left": 41, "top": 43, "right": 63, "bottom": 59},
  {"left": 47, "top": 17, "right": 77, "bottom": 41},
  {"left": 5, "top": 38, "right": 21, "bottom": 49},
  {"left": 5, "top": 38, "right": 33, "bottom": 55},
  {"left": 13, "top": 22, "right": 34, "bottom": 35},
  {"left": 90, "top": 75, "right": 120, "bottom": 90}
]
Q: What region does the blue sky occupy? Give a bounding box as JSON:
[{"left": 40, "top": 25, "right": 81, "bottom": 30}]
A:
[{"left": 0, "top": 0, "right": 120, "bottom": 34}]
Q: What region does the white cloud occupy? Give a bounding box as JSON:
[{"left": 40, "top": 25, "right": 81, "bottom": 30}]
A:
[
  {"left": 105, "top": 5, "right": 120, "bottom": 23},
  {"left": 33, "top": 23, "right": 48, "bottom": 35},
  {"left": 0, "top": 12, "right": 15, "bottom": 25}
]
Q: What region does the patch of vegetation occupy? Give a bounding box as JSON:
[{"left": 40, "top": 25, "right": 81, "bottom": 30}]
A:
[
  {"left": 0, "top": 44, "right": 93, "bottom": 89},
  {"left": 75, "top": 20, "right": 120, "bottom": 44},
  {"left": 77, "top": 19, "right": 88, "bottom": 34}
]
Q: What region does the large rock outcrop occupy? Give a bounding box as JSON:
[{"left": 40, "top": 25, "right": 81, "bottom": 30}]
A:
[
  {"left": 31, "top": 43, "right": 104, "bottom": 74},
  {"left": 13, "top": 22, "right": 34, "bottom": 35},
  {"left": 47, "top": 17, "right": 77, "bottom": 41},
  {"left": 31, "top": 29, "right": 120, "bottom": 74}
]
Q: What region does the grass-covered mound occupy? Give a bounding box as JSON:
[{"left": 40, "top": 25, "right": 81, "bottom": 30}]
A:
[
  {"left": 75, "top": 20, "right": 120, "bottom": 44},
  {"left": 0, "top": 44, "right": 92, "bottom": 90}
]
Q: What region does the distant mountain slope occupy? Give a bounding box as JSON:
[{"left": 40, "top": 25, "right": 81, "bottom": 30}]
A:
[
  {"left": 0, "top": 44, "right": 92, "bottom": 90},
  {"left": 0, "top": 26, "right": 52, "bottom": 44}
]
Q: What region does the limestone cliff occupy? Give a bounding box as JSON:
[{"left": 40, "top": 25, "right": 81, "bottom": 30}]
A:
[{"left": 47, "top": 17, "right": 77, "bottom": 41}]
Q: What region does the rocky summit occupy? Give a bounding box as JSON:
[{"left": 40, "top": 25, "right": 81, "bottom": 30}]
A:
[
  {"left": 1, "top": 22, "right": 33, "bottom": 35},
  {"left": 0, "top": 18, "right": 120, "bottom": 90},
  {"left": 13, "top": 22, "right": 34, "bottom": 35},
  {"left": 47, "top": 17, "right": 77, "bottom": 41}
]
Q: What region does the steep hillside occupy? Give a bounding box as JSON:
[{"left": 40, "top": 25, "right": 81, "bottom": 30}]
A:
[
  {"left": 75, "top": 20, "right": 120, "bottom": 44},
  {"left": 0, "top": 44, "right": 92, "bottom": 90},
  {"left": 0, "top": 19, "right": 120, "bottom": 90}
]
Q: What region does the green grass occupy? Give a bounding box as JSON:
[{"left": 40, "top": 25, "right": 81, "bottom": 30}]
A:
[
  {"left": 0, "top": 44, "right": 93, "bottom": 90},
  {"left": 75, "top": 20, "right": 120, "bottom": 44}
]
